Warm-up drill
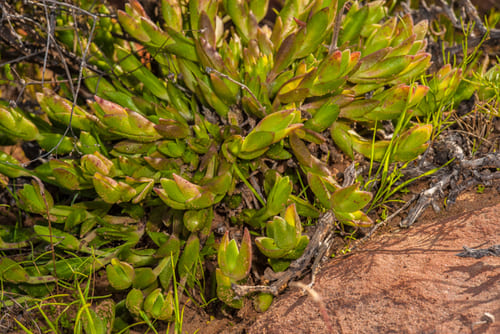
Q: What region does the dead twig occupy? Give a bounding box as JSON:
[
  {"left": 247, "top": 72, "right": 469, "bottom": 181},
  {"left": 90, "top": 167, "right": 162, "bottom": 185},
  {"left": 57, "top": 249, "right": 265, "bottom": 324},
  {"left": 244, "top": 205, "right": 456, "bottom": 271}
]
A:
[
  {"left": 233, "top": 211, "right": 336, "bottom": 296},
  {"left": 289, "top": 282, "right": 334, "bottom": 333},
  {"left": 400, "top": 169, "right": 458, "bottom": 227},
  {"left": 457, "top": 245, "right": 500, "bottom": 258},
  {"left": 400, "top": 149, "right": 500, "bottom": 228}
]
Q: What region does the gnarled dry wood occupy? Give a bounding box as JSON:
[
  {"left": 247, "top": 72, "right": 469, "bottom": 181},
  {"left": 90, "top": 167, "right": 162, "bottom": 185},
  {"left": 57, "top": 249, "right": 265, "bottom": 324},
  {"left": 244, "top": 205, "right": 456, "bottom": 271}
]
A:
[
  {"left": 233, "top": 211, "right": 336, "bottom": 297},
  {"left": 457, "top": 245, "right": 500, "bottom": 258}
]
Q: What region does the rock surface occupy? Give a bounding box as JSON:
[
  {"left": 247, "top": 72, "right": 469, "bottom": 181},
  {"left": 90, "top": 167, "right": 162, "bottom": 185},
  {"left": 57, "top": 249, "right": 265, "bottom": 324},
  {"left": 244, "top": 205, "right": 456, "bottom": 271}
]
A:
[{"left": 248, "top": 202, "right": 500, "bottom": 334}]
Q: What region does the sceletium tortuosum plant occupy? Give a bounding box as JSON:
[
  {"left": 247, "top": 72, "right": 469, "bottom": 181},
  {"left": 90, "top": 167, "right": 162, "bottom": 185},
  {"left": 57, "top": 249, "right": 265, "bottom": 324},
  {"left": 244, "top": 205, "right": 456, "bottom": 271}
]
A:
[{"left": 0, "top": 0, "right": 474, "bottom": 329}]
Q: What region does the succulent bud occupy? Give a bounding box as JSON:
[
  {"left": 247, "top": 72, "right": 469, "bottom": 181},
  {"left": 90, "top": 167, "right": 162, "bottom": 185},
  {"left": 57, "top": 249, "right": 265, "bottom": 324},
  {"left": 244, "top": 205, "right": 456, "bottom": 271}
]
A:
[
  {"left": 126, "top": 288, "right": 144, "bottom": 318},
  {"left": 393, "top": 124, "right": 432, "bottom": 162},
  {"left": 81, "top": 152, "right": 115, "bottom": 176},
  {"left": 0, "top": 105, "right": 40, "bottom": 141},
  {"left": 93, "top": 173, "right": 136, "bottom": 204},
  {"left": 255, "top": 204, "right": 309, "bottom": 262},
  {"left": 254, "top": 292, "right": 274, "bottom": 313},
  {"left": 218, "top": 228, "right": 252, "bottom": 281},
  {"left": 183, "top": 207, "right": 213, "bottom": 233},
  {"left": 331, "top": 183, "right": 373, "bottom": 226},
  {"left": 143, "top": 288, "right": 174, "bottom": 321},
  {"left": 106, "top": 258, "right": 135, "bottom": 290},
  {"left": 132, "top": 267, "right": 157, "bottom": 290},
  {"left": 36, "top": 88, "right": 96, "bottom": 131},
  {"left": 89, "top": 96, "right": 162, "bottom": 142}
]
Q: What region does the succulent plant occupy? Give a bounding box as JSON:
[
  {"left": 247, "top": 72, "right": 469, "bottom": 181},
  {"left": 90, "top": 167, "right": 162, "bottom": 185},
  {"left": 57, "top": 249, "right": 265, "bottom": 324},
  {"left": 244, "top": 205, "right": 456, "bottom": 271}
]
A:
[
  {"left": 217, "top": 228, "right": 252, "bottom": 307},
  {"left": 81, "top": 299, "right": 115, "bottom": 334},
  {"left": 256, "top": 204, "right": 309, "bottom": 271},
  {"left": 0, "top": 0, "right": 484, "bottom": 329},
  {"left": 106, "top": 258, "right": 135, "bottom": 290},
  {"left": 143, "top": 288, "right": 174, "bottom": 321},
  {"left": 254, "top": 292, "right": 274, "bottom": 313},
  {"left": 0, "top": 257, "right": 56, "bottom": 285},
  {"left": 218, "top": 228, "right": 252, "bottom": 282}
]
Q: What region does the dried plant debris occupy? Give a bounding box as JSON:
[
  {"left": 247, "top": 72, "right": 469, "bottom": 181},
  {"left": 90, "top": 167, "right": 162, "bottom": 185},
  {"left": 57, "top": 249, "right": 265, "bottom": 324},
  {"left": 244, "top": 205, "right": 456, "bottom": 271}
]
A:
[
  {"left": 457, "top": 245, "right": 500, "bottom": 258},
  {"left": 401, "top": 136, "right": 500, "bottom": 228}
]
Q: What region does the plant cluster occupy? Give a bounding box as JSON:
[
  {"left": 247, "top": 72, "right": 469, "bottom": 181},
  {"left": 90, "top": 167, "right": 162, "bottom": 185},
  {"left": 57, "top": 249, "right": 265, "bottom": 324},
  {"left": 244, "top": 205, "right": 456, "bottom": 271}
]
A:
[{"left": 0, "top": 0, "right": 492, "bottom": 332}]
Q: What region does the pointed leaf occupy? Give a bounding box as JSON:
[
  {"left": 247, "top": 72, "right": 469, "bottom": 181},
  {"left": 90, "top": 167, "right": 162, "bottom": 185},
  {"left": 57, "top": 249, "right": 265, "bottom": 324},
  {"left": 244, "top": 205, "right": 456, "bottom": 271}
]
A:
[{"left": 331, "top": 183, "right": 372, "bottom": 213}]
